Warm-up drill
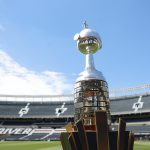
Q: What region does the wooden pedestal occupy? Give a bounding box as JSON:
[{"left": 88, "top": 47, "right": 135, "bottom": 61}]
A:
[{"left": 60, "top": 110, "right": 134, "bottom": 150}]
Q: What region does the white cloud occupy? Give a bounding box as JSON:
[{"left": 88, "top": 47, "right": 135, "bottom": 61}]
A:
[{"left": 0, "top": 49, "right": 73, "bottom": 95}]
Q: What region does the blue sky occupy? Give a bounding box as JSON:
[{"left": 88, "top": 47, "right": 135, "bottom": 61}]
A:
[{"left": 0, "top": 0, "right": 150, "bottom": 95}]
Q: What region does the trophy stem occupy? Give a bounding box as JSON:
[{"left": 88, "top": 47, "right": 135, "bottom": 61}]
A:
[{"left": 85, "top": 47, "right": 95, "bottom": 71}]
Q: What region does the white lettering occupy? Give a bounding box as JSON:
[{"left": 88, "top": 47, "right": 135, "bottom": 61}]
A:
[
  {"left": 3, "top": 128, "right": 14, "bottom": 134},
  {"left": 132, "top": 96, "right": 144, "bottom": 112},
  {"left": 55, "top": 102, "right": 67, "bottom": 117},
  {"left": 22, "top": 128, "right": 33, "bottom": 135},
  {"left": 0, "top": 128, "right": 33, "bottom": 135},
  {"left": 0, "top": 128, "right": 5, "bottom": 134},
  {"left": 15, "top": 128, "right": 24, "bottom": 134},
  {"left": 18, "top": 103, "right": 30, "bottom": 117}
]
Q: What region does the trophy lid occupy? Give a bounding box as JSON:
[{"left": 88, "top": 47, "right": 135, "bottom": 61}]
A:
[{"left": 79, "top": 28, "right": 101, "bottom": 43}]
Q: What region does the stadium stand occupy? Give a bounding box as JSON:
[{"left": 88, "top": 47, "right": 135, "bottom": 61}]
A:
[
  {"left": 110, "top": 94, "right": 150, "bottom": 114},
  {"left": 0, "top": 91, "right": 150, "bottom": 141}
]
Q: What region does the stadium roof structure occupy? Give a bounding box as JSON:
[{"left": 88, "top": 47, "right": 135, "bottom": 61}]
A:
[
  {"left": 109, "top": 84, "right": 150, "bottom": 97},
  {"left": 0, "top": 83, "right": 150, "bottom": 102}
]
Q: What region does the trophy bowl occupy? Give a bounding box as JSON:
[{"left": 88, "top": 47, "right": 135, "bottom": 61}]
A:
[{"left": 74, "top": 28, "right": 102, "bottom": 54}]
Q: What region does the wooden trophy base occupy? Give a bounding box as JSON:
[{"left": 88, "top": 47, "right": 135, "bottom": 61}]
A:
[{"left": 60, "top": 110, "right": 134, "bottom": 150}]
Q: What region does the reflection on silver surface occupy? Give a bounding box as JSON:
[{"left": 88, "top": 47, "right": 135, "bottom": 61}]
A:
[{"left": 74, "top": 80, "right": 111, "bottom": 126}]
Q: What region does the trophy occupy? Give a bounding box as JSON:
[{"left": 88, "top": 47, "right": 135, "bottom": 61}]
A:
[
  {"left": 74, "top": 21, "right": 111, "bottom": 129},
  {"left": 60, "top": 22, "right": 134, "bottom": 150}
]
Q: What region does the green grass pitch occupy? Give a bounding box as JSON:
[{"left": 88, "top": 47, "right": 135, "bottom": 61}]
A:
[
  {"left": 134, "top": 141, "right": 150, "bottom": 150},
  {"left": 0, "top": 141, "right": 149, "bottom": 150},
  {"left": 0, "top": 141, "right": 62, "bottom": 150}
]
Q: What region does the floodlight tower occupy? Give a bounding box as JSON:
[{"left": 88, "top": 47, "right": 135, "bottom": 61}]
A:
[{"left": 74, "top": 22, "right": 111, "bottom": 129}]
